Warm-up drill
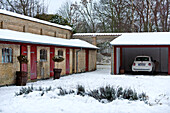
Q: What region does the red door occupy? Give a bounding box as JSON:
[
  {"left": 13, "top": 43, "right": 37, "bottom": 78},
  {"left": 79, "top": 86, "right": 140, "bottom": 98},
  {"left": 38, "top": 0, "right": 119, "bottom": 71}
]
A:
[
  {"left": 50, "top": 47, "right": 55, "bottom": 77},
  {"left": 30, "top": 46, "right": 37, "bottom": 80},
  {"left": 21, "top": 45, "right": 27, "bottom": 72},
  {"left": 66, "top": 48, "right": 70, "bottom": 74},
  {"left": 85, "top": 49, "right": 89, "bottom": 71}
]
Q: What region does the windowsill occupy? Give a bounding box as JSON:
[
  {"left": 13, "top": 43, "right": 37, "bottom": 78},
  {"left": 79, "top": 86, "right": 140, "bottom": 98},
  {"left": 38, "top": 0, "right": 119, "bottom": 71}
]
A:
[
  {"left": 1, "top": 62, "right": 13, "bottom": 64},
  {"left": 40, "top": 60, "right": 47, "bottom": 62}
]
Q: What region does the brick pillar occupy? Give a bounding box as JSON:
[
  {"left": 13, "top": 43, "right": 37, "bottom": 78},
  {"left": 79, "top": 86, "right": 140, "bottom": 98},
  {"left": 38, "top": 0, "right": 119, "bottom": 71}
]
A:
[{"left": 92, "top": 35, "right": 97, "bottom": 46}]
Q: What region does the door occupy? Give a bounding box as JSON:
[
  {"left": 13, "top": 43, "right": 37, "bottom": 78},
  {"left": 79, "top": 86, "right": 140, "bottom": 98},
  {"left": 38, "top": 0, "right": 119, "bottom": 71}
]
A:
[
  {"left": 66, "top": 48, "right": 70, "bottom": 74},
  {"left": 50, "top": 47, "right": 55, "bottom": 77},
  {"left": 30, "top": 45, "right": 37, "bottom": 80},
  {"left": 21, "top": 45, "right": 27, "bottom": 72},
  {"left": 85, "top": 49, "right": 89, "bottom": 71}
]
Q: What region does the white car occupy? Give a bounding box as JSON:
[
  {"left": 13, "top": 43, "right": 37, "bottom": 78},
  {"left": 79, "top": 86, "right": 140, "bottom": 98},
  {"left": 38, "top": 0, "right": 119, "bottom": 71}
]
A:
[{"left": 132, "top": 56, "right": 155, "bottom": 74}]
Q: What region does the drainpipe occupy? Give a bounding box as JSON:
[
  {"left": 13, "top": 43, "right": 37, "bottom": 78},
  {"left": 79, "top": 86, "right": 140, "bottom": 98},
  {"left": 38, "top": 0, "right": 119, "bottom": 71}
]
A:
[
  {"left": 111, "top": 45, "right": 114, "bottom": 75},
  {"left": 76, "top": 48, "right": 82, "bottom": 73}
]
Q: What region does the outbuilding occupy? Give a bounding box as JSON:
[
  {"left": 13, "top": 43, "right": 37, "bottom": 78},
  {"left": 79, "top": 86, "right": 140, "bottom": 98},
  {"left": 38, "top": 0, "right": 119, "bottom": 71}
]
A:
[
  {"left": 0, "top": 9, "right": 98, "bottom": 86},
  {"left": 110, "top": 32, "right": 170, "bottom": 75}
]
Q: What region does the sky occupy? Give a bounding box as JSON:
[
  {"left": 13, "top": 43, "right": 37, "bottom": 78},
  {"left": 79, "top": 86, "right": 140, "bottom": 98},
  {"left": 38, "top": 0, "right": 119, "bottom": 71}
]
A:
[{"left": 45, "top": 0, "right": 81, "bottom": 14}]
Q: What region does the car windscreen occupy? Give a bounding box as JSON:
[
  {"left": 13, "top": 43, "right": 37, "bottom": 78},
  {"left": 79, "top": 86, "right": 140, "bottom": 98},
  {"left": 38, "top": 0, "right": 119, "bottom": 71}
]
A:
[{"left": 135, "top": 57, "right": 149, "bottom": 61}]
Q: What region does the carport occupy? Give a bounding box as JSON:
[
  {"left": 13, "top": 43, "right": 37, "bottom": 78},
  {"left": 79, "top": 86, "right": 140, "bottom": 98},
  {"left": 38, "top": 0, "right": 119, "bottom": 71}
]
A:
[{"left": 110, "top": 32, "right": 170, "bottom": 75}]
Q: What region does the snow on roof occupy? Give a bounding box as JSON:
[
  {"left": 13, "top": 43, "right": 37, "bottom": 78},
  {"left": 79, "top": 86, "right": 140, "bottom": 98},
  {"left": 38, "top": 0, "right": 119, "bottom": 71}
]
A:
[
  {"left": 0, "top": 9, "right": 72, "bottom": 31},
  {"left": 110, "top": 32, "right": 170, "bottom": 45},
  {"left": 73, "top": 33, "right": 121, "bottom": 36},
  {"left": 0, "top": 29, "right": 98, "bottom": 49}
]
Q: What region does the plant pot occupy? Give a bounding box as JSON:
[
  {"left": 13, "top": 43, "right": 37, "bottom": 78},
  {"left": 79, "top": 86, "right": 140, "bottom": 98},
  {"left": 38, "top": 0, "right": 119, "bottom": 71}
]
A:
[
  {"left": 53, "top": 68, "right": 62, "bottom": 80},
  {"left": 16, "top": 71, "right": 28, "bottom": 86}
]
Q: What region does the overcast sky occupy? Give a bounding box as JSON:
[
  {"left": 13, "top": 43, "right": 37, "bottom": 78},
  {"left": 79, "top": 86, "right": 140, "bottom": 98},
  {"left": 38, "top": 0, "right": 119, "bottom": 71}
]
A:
[{"left": 45, "top": 0, "right": 80, "bottom": 14}]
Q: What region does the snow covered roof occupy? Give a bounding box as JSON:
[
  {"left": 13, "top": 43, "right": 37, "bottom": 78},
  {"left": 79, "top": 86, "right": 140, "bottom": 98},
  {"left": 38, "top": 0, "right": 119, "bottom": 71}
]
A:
[
  {"left": 110, "top": 32, "right": 170, "bottom": 45},
  {"left": 0, "top": 9, "right": 72, "bottom": 31},
  {"left": 73, "top": 33, "right": 121, "bottom": 36},
  {"left": 0, "top": 29, "right": 98, "bottom": 49}
]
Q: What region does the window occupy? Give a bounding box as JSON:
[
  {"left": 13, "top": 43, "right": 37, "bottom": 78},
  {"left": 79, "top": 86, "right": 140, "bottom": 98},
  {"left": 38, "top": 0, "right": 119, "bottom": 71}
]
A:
[
  {"left": 2, "top": 48, "right": 13, "bottom": 63},
  {"left": 58, "top": 50, "right": 63, "bottom": 57},
  {"left": 135, "top": 57, "right": 149, "bottom": 61},
  {"left": 40, "top": 49, "right": 47, "bottom": 61}
]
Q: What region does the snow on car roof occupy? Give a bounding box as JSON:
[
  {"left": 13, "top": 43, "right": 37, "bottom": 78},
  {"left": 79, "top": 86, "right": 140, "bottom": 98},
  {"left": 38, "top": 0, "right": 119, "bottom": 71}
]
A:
[
  {"left": 110, "top": 32, "right": 170, "bottom": 45},
  {"left": 0, "top": 9, "right": 72, "bottom": 31},
  {"left": 0, "top": 29, "right": 98, "bottom": 49}
]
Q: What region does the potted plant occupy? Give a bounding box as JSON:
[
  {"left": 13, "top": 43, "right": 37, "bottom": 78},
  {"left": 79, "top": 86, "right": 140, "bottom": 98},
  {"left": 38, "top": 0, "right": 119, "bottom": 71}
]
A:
[
  {"left": 52, "top": 55, "right": 64, "bottom": 79},
  {"left": 16, "top": 55, "right": 28, "bottom": 86}
]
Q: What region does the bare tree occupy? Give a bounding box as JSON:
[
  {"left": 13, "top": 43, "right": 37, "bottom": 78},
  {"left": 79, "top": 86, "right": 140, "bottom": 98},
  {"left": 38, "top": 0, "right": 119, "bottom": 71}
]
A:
[
  {"left": 57, "top": 0, "right": 170, "bottom": 33},
  {"left": 1, "top": 0, "right": 48, "bottom": 17}
]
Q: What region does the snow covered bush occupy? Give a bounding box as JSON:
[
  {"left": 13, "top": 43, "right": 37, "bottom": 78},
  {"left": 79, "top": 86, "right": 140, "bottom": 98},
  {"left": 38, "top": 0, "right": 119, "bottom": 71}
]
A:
[
  {"left": 88, "top": 85, "right": 116, "bottom": 102},
  {"left": 15, "top": 85, "right": 148, "bottom": 104},
  {"left": 58, "top": 87, "right": 75, "bottom": 96},
  {"left": 77, "top": 85, "right": 85, "bottom": 96},
  {"left": 15, "top": 86, "right": 33, "bottom": 96},
  {"left": 15, "top": 85, "right": 52, "bottom": 96},
  {"left": 88, "top": 86, "right": 148, "bottom": 103}
]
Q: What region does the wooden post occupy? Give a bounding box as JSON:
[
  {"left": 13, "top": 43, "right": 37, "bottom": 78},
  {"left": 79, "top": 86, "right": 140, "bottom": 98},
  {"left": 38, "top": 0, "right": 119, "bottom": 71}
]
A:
[{"left": 1, "top": 21, "right": 6, "bottom": 29}]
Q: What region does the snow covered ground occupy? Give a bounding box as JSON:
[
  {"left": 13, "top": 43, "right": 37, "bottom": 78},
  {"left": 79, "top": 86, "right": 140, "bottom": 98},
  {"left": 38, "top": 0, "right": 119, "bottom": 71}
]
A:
[{"left": 0, "top": 65, "right": 170, "bottom": 113}]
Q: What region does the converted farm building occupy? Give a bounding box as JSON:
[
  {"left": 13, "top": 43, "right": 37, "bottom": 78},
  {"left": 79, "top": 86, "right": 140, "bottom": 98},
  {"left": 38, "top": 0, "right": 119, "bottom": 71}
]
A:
[
  {"left": 110, "top": 32, "right": 170, "bottom": 75},
  {"left": 0, "top": 9, "right": 97, "bottom": 86}
]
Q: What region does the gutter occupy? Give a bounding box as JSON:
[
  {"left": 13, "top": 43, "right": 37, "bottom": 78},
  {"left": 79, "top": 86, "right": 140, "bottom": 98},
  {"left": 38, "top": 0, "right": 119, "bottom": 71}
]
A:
[
  {"left": 76, "top": 48, "right": 82, "bottom": 73},
  {"left": 0, "top": 38, "right": 98, "bottom": 49}
]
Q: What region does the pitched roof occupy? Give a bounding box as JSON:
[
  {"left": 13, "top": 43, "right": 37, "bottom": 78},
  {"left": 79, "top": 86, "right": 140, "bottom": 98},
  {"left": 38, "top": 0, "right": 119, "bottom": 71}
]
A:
[
  {"left": 0, "top": 9, "right": 72, "bottom": 31},
  {"left": 110, "top": 32, "right": 170, "bottom": 45},
  {"left": 0, "top": 29, "right": 98, "bottom": 49}
]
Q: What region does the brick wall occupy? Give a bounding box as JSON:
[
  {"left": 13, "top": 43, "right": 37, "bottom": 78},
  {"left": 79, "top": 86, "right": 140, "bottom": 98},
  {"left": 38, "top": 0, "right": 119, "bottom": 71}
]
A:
[
  {"left": 0, "top": 14, "right": 72, "bottom": 39},
  {"left": 0, "top": 44, "right": 20, "bottom": 85}
]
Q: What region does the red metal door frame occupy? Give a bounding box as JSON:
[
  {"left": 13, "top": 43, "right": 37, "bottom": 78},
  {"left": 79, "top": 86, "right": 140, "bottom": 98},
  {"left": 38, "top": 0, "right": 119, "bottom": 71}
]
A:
[
  {"left": 66, "top": 48, "right": 70, "bottom": 74},
  {"left": 114, "top": 47, "right": 117, "bottom": 74},
  {"left": 21, "top": 45, "right": 27, "bottom": 72},
  {"left": 30, "top": 46, "right": 37, "bottom": 80},
  {"left": 85, "top": 49, "right": 89, "bottom": 71},
  {"left": 50, "top": 47, "right": 55, "bottom": 77},
  {"left": 168, "top": 46, "right": 170, "bottom": 75}
]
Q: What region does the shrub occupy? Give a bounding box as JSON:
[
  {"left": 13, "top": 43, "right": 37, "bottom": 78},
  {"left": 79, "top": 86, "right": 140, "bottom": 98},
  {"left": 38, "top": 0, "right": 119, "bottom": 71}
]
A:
[
  {"left": 58, "top": 87, "right": 75, "bottom": 96},
  {"left": 77, "top": 85, "right": 85, "bottom": 96},
  {"left": 122, "top": 88, "right": 138, "bottom": 100},
  {"left": 15, "top": 85, "right": 52, "bottom": 96},
  {"left": 15, "top": 85, "right": 149, "bottom": 104},
  {"left": 15, "top": 86, "right": 33, "bottom": 96},
  {"left": 117, "top": 87, "right": 123, "bottom": 98},
  {"left": 99, "top": 85, "right": 116, "bottom": 102},
  {"left": 87, "top": 86, "right": 148, "bottom": 103}
]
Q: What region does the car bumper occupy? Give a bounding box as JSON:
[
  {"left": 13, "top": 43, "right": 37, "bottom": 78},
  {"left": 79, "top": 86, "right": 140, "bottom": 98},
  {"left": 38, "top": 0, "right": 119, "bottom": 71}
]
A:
[{"left": 132, "top": 66, "right": 152, "bottom": 72}]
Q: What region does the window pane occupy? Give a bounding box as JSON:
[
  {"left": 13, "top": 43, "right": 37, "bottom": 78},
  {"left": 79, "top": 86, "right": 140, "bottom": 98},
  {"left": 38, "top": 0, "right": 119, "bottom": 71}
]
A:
[
  {"left": 2, "top": 48, "right": 13, "bottom": 63},
  {"left": 40, "top": 49, "right": 47, "bottom": 61},
  {"left": 2, "top": 48, "right": 4, "bottom": 63},
  {"left": 58, "top": 50, "right": 63, "bottom": 56}
]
